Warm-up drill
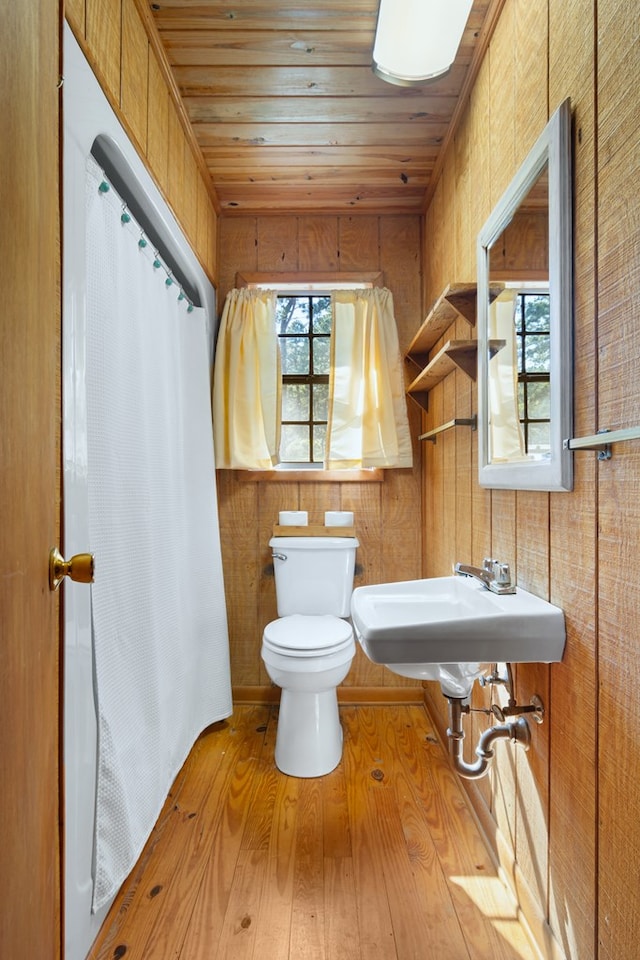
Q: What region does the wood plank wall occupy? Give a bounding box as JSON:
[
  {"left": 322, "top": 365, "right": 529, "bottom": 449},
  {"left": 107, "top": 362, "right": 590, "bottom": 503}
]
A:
[
  {"left": 216, "top": 215, "right": 424, "bottom": 695},
  {"left": 65, "top": 0, "right": 218, "bottom": 281},
  {"left": 422, "top": 1, "right": 640, "bottom": 958}
]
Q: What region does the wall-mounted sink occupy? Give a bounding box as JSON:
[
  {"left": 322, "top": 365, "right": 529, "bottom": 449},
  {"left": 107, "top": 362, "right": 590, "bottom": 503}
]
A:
[{"left": 350, "top": 574, "right": 565, "bottom": 697}]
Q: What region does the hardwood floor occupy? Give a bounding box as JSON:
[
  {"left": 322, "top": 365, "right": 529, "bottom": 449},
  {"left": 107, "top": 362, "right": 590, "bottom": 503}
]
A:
[{"left": 88, "top": 704, "right": 538, "bottom": 960}]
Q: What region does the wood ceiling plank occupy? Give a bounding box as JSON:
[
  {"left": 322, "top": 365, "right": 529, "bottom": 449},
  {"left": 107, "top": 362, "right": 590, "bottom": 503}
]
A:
[
  {"left": 161, "top": 30, "right": 376, "bottom": 67},
  {"left": 193, "top": 122, "right": 447, "bottom": 148},
  {"left": 152, "top": 6, "right": 378, "bottom": 33},
  {"left": 183, "top": 95, "right": 458, "bottom": 125},
  {"left": 219, "top": 183, "right": 424, "bottom": 212},
  {"left": 220, "top": 202, "right": 424, "bottom": 215},
  {"left": 210, "top": 168, "right": 431, "bottom": 187},
  {"left": 201, "top": 145, "right": 439, "bottom": 167},
  {"left": 173, "top": 64, "right": 469, "bottom": 98}
]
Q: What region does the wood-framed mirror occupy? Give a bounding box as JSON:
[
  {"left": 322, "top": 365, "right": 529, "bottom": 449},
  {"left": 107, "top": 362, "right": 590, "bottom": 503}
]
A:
[{"left": 477, "top": 98, "right": 573, "bottom": 491}]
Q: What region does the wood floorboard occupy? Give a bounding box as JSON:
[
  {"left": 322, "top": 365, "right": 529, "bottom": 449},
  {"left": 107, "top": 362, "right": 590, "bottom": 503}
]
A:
[{"left": 87, "top": 705, "right": 537, "bottom": 960}]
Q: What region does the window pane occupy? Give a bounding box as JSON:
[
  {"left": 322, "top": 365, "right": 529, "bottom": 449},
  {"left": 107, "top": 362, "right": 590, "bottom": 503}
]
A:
[
  {"left": 518, "top": 382, "right": 525, "bottom": 419},
  {"left": 523, "top": 295, "right": 550, "bottom": 331},
  {"left": 280, "top": 337, "right": 309, "bottom": 374},
  {"left": 527, "top": 381, "right": 550, "bottom": 419},
  {"left": 527, "top": 421, "right": 551, "bottom": 455},
  {"left": 313, "top": 383, "right": 329, "bottom": 421},
  {"left": 282, "top": 383, "right": 309, "bottom": 422},
  {"left": 276, "top": 297, "right": 310, "bottom": 335},
  {"left": 280, "top": 424, "right": 310, "bottom": 462},
  {"left": 313, "top": 336, "right": 330, "bottom": 375},
  {"left": 523, "top": 334, "right": 550, "bottom": 373},
  {"left": 312, "top": 296, "right": 332, "bottom": 333},
  {"left": 313, "top": 424, "right": 327, "bottom": 463}
]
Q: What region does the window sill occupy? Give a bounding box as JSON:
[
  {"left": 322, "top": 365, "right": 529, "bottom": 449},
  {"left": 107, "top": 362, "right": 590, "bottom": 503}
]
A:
[{"left": 233, "top": 468, "right": 384, "bottom": 483}]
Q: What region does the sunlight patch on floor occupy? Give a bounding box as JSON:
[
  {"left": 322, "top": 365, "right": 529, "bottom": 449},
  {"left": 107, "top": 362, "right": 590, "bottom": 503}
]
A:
[{"left": 450, "top": 874, "right": 535, "bottom": 958}]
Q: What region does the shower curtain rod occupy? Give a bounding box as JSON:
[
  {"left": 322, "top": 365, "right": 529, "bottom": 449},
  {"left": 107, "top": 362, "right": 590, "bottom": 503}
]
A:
[{"left": 91, "top": 135, "right": 201, "bottom": 307}]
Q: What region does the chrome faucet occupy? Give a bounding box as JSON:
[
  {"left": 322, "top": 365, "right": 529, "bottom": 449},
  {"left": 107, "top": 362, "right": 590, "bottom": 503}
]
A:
[{"left": 453, "top": 558, "right": 517, "bottom": 595}]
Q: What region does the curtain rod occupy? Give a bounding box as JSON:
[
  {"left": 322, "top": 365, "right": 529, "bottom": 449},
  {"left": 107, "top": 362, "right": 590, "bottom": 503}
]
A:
[{"left": 91, "top": 135, "right": 201, "bottom": 307}]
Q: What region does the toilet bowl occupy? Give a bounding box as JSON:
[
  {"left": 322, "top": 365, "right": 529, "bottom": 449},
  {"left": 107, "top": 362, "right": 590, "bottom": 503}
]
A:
[
  {"left": 261, "top": 536, "right": 359, "bottom": 777},
  {"left": 262, "top": 614, "right": 355, "bottom": 777}
]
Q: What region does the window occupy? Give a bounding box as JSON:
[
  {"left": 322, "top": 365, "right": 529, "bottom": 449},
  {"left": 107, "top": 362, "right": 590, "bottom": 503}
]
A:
[
  {"left": 276, "top": 295, "right": 332, "bottom": 465},
  {"left": 515, "top": 292, "right": 551, "bottom": 455},
  {"left": 215, "top": 273, "right": 411, "bottom": 479}
]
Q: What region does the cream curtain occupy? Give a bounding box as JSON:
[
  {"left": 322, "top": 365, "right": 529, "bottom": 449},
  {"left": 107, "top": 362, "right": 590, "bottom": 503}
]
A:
[
  {"left": 488, "top": 289, "right": 526, "bottom": 462},
  {"left": 212, "top": 288, "right": 281, "bottom": 469},
  {"left": 213, "top": 285, "right": 413, "bottom": 470},
  {"left": 325, "top": 288, "right": 413, "bottom": 469}
]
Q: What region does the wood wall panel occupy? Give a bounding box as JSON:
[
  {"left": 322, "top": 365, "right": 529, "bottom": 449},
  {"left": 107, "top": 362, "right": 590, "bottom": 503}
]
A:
[
  {"left": 299, "top": 216, "right": 339, "bottom": 272},
  {"left": 167, "top": 104, "right": 186, "bottom": 222},
  {"left": 216, "top": 470, "right": 260, "bottom": 686},
  {"left": 66, "top": 0, "right": 85, "bottom": 35},
  {"left": 121, "top": 0, "right": 148, "bottom": 153},
  {"left": 218, "top": 213, "right": 423, "bottom": 693},
  {"left": 596, "top": 4, "right": 640, "bottom": 959},
  {"left": 453, "top": 111, "right": 473, "bottom": 282},
  {"left": 338, "top": 216, "right": 379, "bottom": 271},
  {"left": 196, "top": 175, "right": 211, "bottom": 265},
  {"left": 488, "top": 0, "right": 516, "bottom": 206},
  {"left": 509, "top": 0, "right": 552, "bottom": 910},
  {"left": 256, "top": 216, "right": 299, "bottom": 271},
  {"left": 547, "top": 2, "right": 598, "bottom": 954},
  {"left": 514, "top": 0, "right": 549, "bottom": 163},
  {"left": 86, "top": 0, "right": 121, "bottom": 106},
  {"left": 147, "top": 51, "right": 170, "bottom": 188}
]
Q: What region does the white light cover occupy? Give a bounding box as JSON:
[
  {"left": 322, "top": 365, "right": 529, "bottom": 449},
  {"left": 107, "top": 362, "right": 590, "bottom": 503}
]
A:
[{"left": 373, "top": 0, "right": 474, "bottom": 85}]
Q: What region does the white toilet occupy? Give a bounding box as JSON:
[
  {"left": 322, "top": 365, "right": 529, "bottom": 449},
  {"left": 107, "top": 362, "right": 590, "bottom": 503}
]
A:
[{"left": 261, "top": 535, "right": 358, "bottom": 777}]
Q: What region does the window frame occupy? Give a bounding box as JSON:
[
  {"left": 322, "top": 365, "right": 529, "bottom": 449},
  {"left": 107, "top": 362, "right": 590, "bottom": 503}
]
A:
[
  {"left": 276, "top": 293, "right": 332, "bottom": 466},
  {"left": 514, "top": 288, "right": 551, "bottom": 456}
]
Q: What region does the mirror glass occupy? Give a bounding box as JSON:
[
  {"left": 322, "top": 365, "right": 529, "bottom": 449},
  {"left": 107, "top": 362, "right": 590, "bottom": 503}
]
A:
[{"left": 477, "top": 100, "right": 573, "bottom": 491}]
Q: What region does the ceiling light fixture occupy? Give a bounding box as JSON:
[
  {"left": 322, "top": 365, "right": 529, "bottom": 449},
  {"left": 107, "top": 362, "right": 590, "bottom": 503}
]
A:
[{"left": 372, "top": 0, "right": 474, "bottom": 87}]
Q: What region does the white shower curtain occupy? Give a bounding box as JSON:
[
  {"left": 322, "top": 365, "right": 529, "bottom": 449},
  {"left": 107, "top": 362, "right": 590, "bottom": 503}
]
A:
[{"left": 84, "top": 156, "right": 231, "bottom": 911}]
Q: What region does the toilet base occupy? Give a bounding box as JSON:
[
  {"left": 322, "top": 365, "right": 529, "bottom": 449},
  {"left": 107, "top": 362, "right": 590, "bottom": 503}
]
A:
[{"left": 274, "top": 687, "right": 344, "bottom": 777}]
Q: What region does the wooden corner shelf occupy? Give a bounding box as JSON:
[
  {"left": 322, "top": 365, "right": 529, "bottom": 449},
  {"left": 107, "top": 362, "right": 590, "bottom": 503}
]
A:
[
  {"left": 404, "top": 280, "right": 506, "bottom": 411},
  {"left": 407, "top": 339, "right": 505, "bottom": 410},
  {"left": 405, "top": 281, "right": 505, "bottom": 372}
]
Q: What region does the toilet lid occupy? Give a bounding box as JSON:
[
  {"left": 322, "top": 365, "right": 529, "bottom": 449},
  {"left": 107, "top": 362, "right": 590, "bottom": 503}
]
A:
[{"left": 263, "top": 614, "right": 353, "bottom": 655}]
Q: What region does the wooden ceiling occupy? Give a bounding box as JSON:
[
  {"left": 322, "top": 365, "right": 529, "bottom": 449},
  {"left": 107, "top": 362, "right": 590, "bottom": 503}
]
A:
[{"left": 149, "top": 1, "right": 501, "bottom": 216}]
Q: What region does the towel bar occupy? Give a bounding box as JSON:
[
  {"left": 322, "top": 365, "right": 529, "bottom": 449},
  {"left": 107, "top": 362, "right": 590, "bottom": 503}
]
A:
[
  {"left": 564, "top": 425, "right": 640, "bottom": 459},
  {"left": 419, "top": 415, "right": 477, "bottom": 443}
]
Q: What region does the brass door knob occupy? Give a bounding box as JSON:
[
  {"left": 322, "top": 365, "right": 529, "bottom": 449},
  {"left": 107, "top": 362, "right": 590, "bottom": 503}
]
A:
[{"left": 49, "top": 547, "right": 95, "bottom": 592}]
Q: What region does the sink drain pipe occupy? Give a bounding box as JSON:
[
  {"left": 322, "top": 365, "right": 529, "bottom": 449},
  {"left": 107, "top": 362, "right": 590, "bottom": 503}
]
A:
[{"left": 445, "top": 696, "right": 531, "bottom": 780}]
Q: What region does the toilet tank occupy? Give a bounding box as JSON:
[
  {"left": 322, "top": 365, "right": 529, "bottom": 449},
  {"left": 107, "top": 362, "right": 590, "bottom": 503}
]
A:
[{"left": 270, "top": 536, "right": 359, "bottom": 617}]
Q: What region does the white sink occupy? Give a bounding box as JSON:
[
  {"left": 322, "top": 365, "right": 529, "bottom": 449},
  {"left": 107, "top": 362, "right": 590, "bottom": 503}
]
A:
[{"left": 350, "top": 575, "right": 565, "bottom": 697}]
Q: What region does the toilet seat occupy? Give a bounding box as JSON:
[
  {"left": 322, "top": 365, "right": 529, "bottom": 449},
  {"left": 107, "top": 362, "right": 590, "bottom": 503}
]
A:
[{"left": 263, "top": 614, "right": 353, "bottom": 657}]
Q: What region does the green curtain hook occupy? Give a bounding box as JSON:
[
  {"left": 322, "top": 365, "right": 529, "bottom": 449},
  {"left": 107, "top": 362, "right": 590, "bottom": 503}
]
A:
[
  {"left": 187, "top": 303, "right": 194, "bottom": 313},
  {"left": 121, "top": 209, "right": 131, "bottom": 224},
  {"left": 138, "top": 235, "right": 147, "bottom": 249},
  {"left": 165, "top": 276, "right": 173, "bottom": 287},
  {"left": 153, "top": 255, "right": 162, "bottom": 269},
  {"left": 98, "top": 181, "right": 110, "bottom": 193}
]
